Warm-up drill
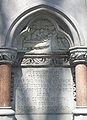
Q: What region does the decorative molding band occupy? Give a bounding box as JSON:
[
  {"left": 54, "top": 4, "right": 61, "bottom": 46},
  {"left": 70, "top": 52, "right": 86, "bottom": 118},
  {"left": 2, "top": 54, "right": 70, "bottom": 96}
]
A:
[
  {"left": 69, "top": 47, "right": 87, "bottom": 64},
  {"left": 14, "top": 53, "right": 69, "bottom": 67},
  {"left": 0, "top": 48, "right": 17, "bottom": 64}
]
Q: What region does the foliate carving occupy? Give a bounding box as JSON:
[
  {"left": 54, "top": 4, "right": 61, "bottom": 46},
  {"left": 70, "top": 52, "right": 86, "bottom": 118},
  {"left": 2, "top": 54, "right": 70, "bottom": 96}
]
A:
[
  {"left": 14, "top": 54, "right": 69, "bottom": 66},
  {"left": 0, "top": 48, "right": 17, "bottom": 64},
  {"left": 21, "top": 57, "right": 62, "bottom": 66},
  {"left": 14, "top": 16, "right": 72, "bottom": 66},
  {"left": 71, "top": 67, "right": 76, "bottom": 101},
  {"left": 70, "top": 47, "right": 87, "bottom": 101},
  {"left": 69, "top": 47, "right": 87, "bottom": 64},
  {"left": 16, "top": 18, "right": 57, "bottom": 52},
  {"left": 16, "top": 16, "right": 71, "bottom": 53}
]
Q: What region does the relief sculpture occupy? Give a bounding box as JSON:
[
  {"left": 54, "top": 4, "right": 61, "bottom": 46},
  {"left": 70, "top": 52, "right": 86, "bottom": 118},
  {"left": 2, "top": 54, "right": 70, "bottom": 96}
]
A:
[{"left": 16, "top": 16, "right": 71, "bottom": 54}]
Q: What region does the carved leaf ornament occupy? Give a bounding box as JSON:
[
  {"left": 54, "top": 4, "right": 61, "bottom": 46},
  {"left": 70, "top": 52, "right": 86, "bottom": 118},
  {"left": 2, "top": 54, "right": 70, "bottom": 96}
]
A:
[
  {"left": 16, "top": 16, "right": 71, "bottom": 54},
  {"left": 15, "top": 15, "right": 72, "bottom": 66}
]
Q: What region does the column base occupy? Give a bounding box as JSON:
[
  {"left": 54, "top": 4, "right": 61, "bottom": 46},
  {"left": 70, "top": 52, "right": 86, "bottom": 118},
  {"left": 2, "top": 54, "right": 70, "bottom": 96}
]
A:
[
  {"left": 0, "top": 107, "right": 15, "bottom": 120},
  {"left": 73, "top": 106, "right": 87, "bottom": 120}
]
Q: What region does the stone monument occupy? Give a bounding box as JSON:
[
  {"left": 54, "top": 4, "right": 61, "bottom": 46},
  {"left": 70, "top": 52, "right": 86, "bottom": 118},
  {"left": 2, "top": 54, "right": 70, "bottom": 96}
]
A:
[{"left": 12, "top": 15, "right": 75, "bottom": 120}]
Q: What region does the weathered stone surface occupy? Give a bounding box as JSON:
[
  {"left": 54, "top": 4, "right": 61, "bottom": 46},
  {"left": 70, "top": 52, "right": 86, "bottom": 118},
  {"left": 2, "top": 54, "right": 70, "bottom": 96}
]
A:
[
  {"left": 74, "top": 115, "right": 87, "bottom": 120},
  {"left": 15, "top": 114, "right": 73, "bottom": 120},
  {"left": 0, "top": 116, "right": 15, "bottom": 120},
  {"left": 0, "top": 0, "right": 87, "bottom": 47},
  {"left": 0, "top": 0, "right": 87, "bottom": 120},
  {"left": 13, "top": 67, "right": 75, "bottom": 115}
]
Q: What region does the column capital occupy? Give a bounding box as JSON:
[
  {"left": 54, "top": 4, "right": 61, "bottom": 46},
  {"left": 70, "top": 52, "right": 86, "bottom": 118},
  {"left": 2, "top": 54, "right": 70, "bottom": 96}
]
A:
[
  {"left": 0, "top": 48, "right": 17, "bottom": 64},
  {"left": 69, "top": 46, "right": 87, "bottom": 64}
]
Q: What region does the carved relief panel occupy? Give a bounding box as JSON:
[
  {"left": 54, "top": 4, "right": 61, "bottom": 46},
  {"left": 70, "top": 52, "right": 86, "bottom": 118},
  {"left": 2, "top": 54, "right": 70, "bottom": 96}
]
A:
[
  {"left": 14, "top": 15, "right": 72, "bottom": 67},
  {"left": 13, "top": 14, "right": 75, "bottom": 120},
  {"left": 16, "top": 15, "right": 71, "bottom": 54}
]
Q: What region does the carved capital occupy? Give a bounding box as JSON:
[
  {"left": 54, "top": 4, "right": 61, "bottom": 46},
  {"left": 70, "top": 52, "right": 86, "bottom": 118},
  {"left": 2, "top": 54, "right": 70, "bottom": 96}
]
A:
[
  {"left": 69, "top": 47, "right": 87, "bottom": 64},
  {"left": 0, "top": 48, "right": 17, "bottom": 64}
]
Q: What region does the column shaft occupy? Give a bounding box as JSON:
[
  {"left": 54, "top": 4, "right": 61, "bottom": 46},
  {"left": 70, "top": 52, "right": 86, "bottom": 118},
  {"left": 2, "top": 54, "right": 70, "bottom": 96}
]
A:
[
  {"left": 75, "top": 64, "right": 87, "bottom": 106},
  {"left": 0, "top": 64, "right": 11, "bottom": 107}
]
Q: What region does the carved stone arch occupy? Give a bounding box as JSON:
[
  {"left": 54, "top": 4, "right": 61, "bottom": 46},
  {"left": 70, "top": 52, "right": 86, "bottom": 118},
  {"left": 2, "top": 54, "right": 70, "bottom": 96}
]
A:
[
  {"left": 5, "top": 4, "right": 83, "bottom": 50},
  {"left": 14, "top": 13, "right": 73, "bottom": 54}
]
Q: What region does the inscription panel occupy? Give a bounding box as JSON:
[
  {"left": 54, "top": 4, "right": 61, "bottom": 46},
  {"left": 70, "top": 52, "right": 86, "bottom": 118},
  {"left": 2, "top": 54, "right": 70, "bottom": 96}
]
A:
[{"left": 13, "top": 67, "right": 74, "bottom": 114}]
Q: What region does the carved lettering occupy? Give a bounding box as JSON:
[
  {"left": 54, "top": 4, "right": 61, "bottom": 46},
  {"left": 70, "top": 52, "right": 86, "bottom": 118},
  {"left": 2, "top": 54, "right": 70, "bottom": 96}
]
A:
[{"left": 13, "top": 67, "right": 74, "bottom": 114}]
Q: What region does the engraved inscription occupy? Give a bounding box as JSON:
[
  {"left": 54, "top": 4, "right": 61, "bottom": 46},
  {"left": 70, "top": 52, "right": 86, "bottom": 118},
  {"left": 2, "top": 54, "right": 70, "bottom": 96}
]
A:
[{"left": 13, "top": 67, "right": 74, "bottom": 114}]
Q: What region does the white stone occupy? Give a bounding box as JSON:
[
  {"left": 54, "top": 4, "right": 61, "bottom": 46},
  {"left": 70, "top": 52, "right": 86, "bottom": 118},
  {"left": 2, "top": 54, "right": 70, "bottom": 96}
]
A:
[
  {"left": 0, "top": 116, "right": 15, "bottom": 120},
  {"left": 73, "top": 106, "right": 87, "bottom": 114},
  {"left": 73, "top": 107, "right": 87, "bottom": 120},
  {"left": 0, "top": 107, "right": 15, "bottom": 120},
  {"left": 0, "top": 107, "right": 15, "bottom": 115},
  {"left": 13, "top": 67, "right": 75, "bottom": 120},
  {"left": 74, "top": 115, "right": 87, "bottom": 120},
  {"left": 15, "top": 114, "right": 73, "bottom": 120}
]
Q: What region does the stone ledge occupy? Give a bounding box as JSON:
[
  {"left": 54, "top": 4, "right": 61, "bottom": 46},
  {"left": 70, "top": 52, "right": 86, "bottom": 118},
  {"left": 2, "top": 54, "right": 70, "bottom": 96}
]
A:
[
  {"left": 0, "top": 107, "right": 15, "bottom": 116},
  {"left": 73, "top": 106, "right": 87, "bottom": 115}
]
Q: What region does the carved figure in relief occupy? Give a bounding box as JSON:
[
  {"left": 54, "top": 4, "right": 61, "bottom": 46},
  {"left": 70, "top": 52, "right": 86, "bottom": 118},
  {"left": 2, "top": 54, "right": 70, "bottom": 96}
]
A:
[
  {"left": 29, "top": 31, "right": 70, "bottom": 54},
  {"left": 16, "top": 17, "right": 70, "bottom": 54}
]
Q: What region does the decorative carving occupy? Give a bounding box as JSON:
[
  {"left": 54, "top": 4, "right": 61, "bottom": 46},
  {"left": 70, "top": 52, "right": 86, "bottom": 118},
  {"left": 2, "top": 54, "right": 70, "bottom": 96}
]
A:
[
  {"left": 14, "top": 16, "right": 72, "bottom": 66},
  {"left": 16, "top": 16, "right": 71, "bottom": 54},
  {"left": 0, "top": 48, "right": 17, "bottom": 64},
  {"left": 69, "top": 47, "right": 87, "bottom": 101},
  {"left": 14, "top": 54, "right": 69, "bottom": 66},
  {"left": 71, "top": 67, "right": 76, "bottom": 101},
  {"left": 21, "top": 57, "right": 61, "bottom": 66},
  {"left": 69, "top": 47, "right": 87, "bottom": 64},
  {"left": 73, "top": 80, "right": 76, "bottom": 101}
]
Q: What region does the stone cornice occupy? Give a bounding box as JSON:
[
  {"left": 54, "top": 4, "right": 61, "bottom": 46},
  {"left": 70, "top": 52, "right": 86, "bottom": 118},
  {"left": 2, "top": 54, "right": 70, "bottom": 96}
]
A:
[
  {"left": 69, "top": 47, "right": 87, "bottom": 64},
  {"left": 0, "top": 48, "right": 17, "bottom": 64}
]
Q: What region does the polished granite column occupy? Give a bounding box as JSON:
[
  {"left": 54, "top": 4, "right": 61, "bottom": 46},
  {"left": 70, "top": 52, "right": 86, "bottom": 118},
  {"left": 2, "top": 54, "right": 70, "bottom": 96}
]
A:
[
  {"left": 75, "top": 64, "right": 87, "bottom": 106},
  {"left": 70, "top": 47, "right": 87, "bottom": 120},
  {"left": 0, "top": 64, "right": 11, "bottom": 107},
  {"left": 0, "top": 48, "right": 17, "bottom": 120}
]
